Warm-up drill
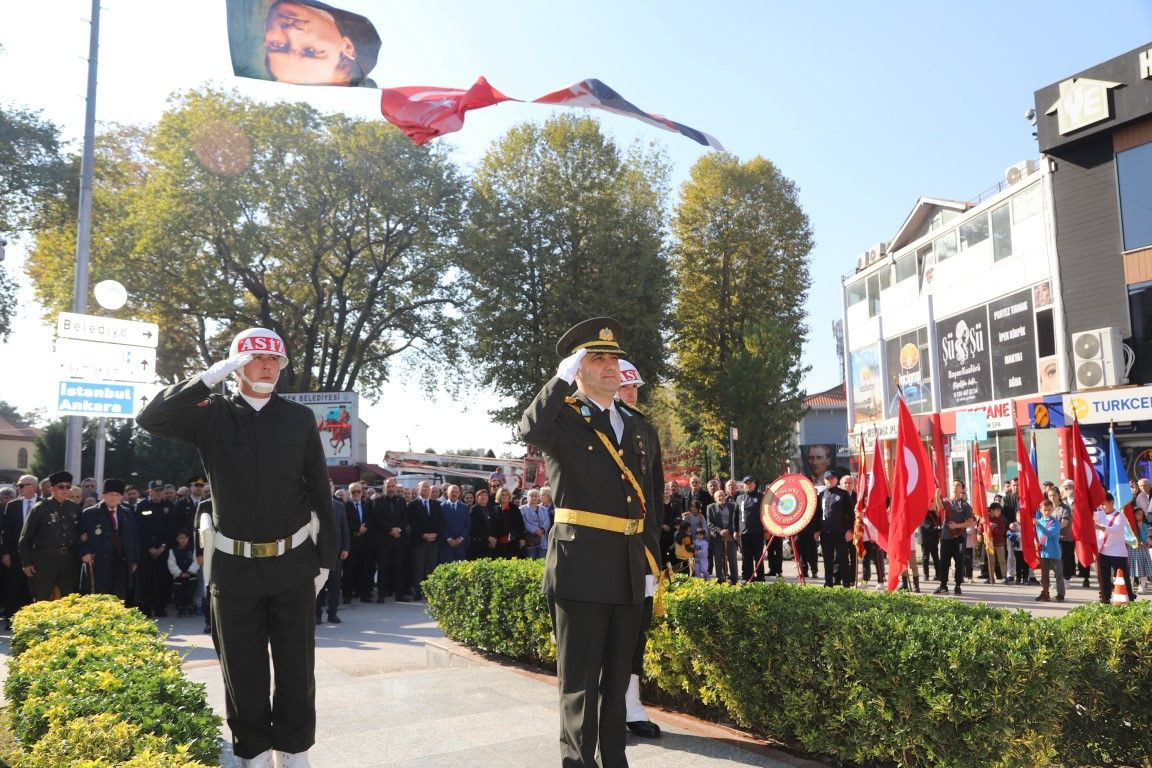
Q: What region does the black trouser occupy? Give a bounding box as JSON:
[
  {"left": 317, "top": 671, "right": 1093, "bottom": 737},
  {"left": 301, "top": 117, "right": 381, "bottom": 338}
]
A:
[
  {"left": 30, "top": 551, "right": 79, "bottom": 601},
  {"left": 410, "top": 540, "right": 439, "bottom": 596},
  {"left": 316, "top": 558, "right": 342, "bottom": 618},
  {"left": 765, "top": 536, "right": 783, "bottom": 576},
  {"left": 344, "top": 535, "right": 375, "bottom": 600},
  {"left": 921, "top": 535, "right": 940, "bottom": 578},
  {"left": 375, "top": 535, "right": 406, "bottom": 597},
  {"left": 939, "top": 539, "right": 964, "bottom": 589},
  {"left": 797, "top": 531, "right": 818, "bottom": 576},
  {"left": 862, "top": 542, "right": 885, "bottom": 583},
  {"left": 212, "top": 579, "right": 316, "bottom": 759},
  {"left": 136, "top": 550, "right": 170, "bottom": 615},
  {"left": 963, "top": 547, "right": 974, "bottom": 579},
  {"left": 5, "top": 559, "right": 31, "bottom": 618},
  {"left": 1098, "top": 554, "right": 1132, "bottom": 603},
  {"left": 821, "top": 533, "right": 849, "bottom": 586},
  {"left": 1061, "top": 540, "right": 1077, "bottom": 580},
  {"left": 92, "top": 554, "right": 130, "bottom": 599},
  {"left": 631, "top": 596, "right": 653, "bottom": 676},
  {"left": 551, "top": 596, "right": 642, "bottom": 768},
  {"left": 740, "top": 533, "right": 765, "bottom": 582}
]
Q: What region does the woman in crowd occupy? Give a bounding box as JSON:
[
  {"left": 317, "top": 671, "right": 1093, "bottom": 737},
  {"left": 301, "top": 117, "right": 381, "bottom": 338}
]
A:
[
  {"left": 1129, "top": 506, "right": 1152, "bottom": 594},
  {"left": 468, "top": 487, "right": 494, "bottom": 559},
  {"left": 492, "top": 487, "right": 526, "bottom": 558}
]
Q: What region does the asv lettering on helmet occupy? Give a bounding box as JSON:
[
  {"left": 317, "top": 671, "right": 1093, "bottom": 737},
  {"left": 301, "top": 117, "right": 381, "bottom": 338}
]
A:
[{"left": 236, "top": 336, "right": 284, "bottom": 355}]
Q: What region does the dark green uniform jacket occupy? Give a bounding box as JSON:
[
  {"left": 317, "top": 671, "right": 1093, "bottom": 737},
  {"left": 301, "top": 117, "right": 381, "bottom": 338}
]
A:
[
  {"left": 18, "top": 498, "right": 81, "bottom": 566},
  {"left": 519, "top": 377, "right": 664, "bottom": 605},
  {"left": 136, "top": 377, "right": 337, "bottom": 596}
]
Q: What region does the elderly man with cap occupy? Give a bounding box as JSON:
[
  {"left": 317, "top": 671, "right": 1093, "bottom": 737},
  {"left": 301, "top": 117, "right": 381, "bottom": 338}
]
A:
[
  {"left": 817, "top": 471, "right": 854, "bottom": 587},
  {"left": 520, "top": 319, "right": 664, "bottom": 767},
  {"left": 77, "top": 478, "right": 139, "bottom": 600},
  {"left": 135, "top": 480, "right": 176, "bottom": 618},
  {"left": 137, "top": 327, "right": 336, "bottom": 768},
  {"left": 18, "top": 470, "right": 82, "bottom": 601},
  {"left": 2, "top": 474, "right": 38, "bottom": 627},
  {"left": 737, "top": 476, "right": 768, "bottom": 583}
]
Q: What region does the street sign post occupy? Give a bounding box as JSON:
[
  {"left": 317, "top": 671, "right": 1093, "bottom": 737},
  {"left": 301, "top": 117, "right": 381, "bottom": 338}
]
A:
[
  {"left": 57, "top": 312, "right": 159, "bottom": 348},
  {"left": 54, "top": 337, "right": 156, "bottom": 382}
]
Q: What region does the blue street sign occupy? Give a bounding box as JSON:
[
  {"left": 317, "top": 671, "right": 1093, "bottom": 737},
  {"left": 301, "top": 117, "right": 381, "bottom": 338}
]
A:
[{"left": 56, "top": 380, "right": 137, "bottom": 419}]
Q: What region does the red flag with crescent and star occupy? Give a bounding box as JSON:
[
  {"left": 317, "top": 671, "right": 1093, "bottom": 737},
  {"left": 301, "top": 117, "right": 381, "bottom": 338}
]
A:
[
  {"left": 865, "top": 434, "right": 890, "bottom": 551},
  {"left": 1014, "top": 422, "right": 1042, "bottom": 570},
  {"left": 886, "top": 399, "right": 933, "bottom": 591},
  {"left": 1071, "top": 420, "right": 1106, "bottom": 568}
]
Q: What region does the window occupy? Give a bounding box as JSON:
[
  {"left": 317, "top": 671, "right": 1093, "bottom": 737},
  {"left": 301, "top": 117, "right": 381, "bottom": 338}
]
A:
[
  {"left": 991, "top": 204, "right": 1012, "bottom": 261},
  {"left": 867, "top": 272, "right": 882, "bottom": 317},
  {"left": 1117, "top": 142, "right": 1152, "bottom": 251},
  {"left": 959, "top": 213, "right": 989, "bottom": 251},
  {"left": 847, "top": 279, "right": 866, "bottom": 306},
  {"left": 894, "top": 251, "right": 918, "bottom": 282},
  {"left": 1012, "top": 182, "right": 1042, "bottom": 223},
  {"left": 17, "top": 448, "right": 28, "bottom": 469},
  {"left": 1036, "top": 308, "right": 1055, "bottom": 357},
  {"left": 935, "top": 229, "right": 957, "bottom": 262}
]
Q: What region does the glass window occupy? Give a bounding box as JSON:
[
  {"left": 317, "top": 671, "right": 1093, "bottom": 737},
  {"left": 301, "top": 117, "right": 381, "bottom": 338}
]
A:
[
  {"left": 1012, "top": 182, "right": 1042, "bottom": 223},
  {"left": 935, "top": 229, "right": 957, "bottom": 262},
  {"left": 895, "top": 252, "right": 917, "bottom": 282},
  {"left": 867, "top": 273, "right": 881, "bottom": 317},
  {"left": 17, "top": 448, "right": 28, "bottom": 469},
  {"left": 1036, "top": 308, "right": 1055, "bottom": 357},
  {"left": 959, "top": 213, "right": 989, "bottom": 251},
  {"left": 847, "top": 279, "right": 866, "bottom": 306},
  {"left": 1117, "top": 142, "right": 1152, "bottom": 251},
  {"left": 991, "top": 204, "right": 1012, "bottom": 261}
]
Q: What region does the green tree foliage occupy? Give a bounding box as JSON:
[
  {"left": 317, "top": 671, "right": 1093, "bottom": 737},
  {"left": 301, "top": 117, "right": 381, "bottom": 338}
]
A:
[
  {"left": 670, "top": 154, "right": 813, "bottom": 482},
  {"left": 25, "top": 88, "right": 465, "bottom": 396},
  {"left": 456, "top": 115, "right": 672, "bottom": 425},
  {"left": 0, "top": 104, "right": 68, "bottom": 236},
  {"left": 31, "top": 419, "right": 200, "bottom": 484}
]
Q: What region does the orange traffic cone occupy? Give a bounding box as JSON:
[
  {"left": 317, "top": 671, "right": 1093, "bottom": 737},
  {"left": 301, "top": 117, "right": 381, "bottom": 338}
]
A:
[{"left": 1110, "top": 569, "right": 1129, "bottom": 605}]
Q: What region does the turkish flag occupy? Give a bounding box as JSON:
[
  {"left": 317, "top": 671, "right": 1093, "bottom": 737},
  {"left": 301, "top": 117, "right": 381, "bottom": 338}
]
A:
[
  {"left": 1014, "top": 423, "right": 1042, "bottom": 570},
  {"left": 978, "top": 450, "right": 993, "bottom": 489},
  {"left": 886, "top": 400, "right": 932, "bottom": 591},
  {"left": 379, "top": 77, "right": 513, "bottom": 145},
  {"left": 865, "top": 434, "right": 890, "bottom": 551},
  {"left": 970, "top": 444, "right": 989, "bottom": 522},
  {"left": 1071, "top": 420, "right": 1106, "bottom": 568}
]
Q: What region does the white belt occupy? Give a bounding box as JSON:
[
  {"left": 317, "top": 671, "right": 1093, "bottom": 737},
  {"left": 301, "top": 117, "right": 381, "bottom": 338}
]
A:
[{"left": 215, "top": 522, "right": 311, "bottom": 559}]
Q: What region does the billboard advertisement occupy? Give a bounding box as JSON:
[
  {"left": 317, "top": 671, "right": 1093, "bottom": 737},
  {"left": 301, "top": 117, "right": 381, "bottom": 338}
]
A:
[
  {"left": 937, "top": 306, "right": 994, "bottom": 410},
  {"left": 849, "top": 344, "right": 883, "bottom": 425},
  {"left": 987, "top": 289, "right": 1038, "bottom": 400},
  {"left": 884, "top": 327, "right": 933, "bottom": 417},
  {"left": 280, "top": 391, "right": 359, "bottom": 466}
]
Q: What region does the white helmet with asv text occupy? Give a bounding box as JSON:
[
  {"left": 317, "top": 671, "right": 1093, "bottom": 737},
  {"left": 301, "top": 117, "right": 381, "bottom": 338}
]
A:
[{"left": 230, "top": 327, "right": 289, "bottom": 369}]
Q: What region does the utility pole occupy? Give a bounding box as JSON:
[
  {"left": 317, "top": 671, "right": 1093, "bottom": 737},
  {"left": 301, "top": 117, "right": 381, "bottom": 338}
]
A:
[{"left": 64, "top": 0, "right": 102, "bottom": 478}]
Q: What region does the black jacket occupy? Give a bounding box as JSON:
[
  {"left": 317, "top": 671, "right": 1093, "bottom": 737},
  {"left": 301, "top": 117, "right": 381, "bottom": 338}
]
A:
[
  {"left": 136, "top": 378, "right": 337, "bottom": 596},
  {"left": 818, "top": 486, "right": 854, "bottom": 537},
  {"left": 519, "top": 378, "right": 663, "bottom": 605}
]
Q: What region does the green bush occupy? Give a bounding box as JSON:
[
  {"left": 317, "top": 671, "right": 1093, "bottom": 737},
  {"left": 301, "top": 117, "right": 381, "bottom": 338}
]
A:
[
  {"left": 423, "top": 558, "right": 555, "bottom": 665},
  {"left": 16, "top": 713, "right": 213, "bottom": 768},
  {"left": 426, "top": 559, "right": 1152, "bottom": 768},
  {"left": 4, "top": 595, "right": 222, "bottom": 765}
]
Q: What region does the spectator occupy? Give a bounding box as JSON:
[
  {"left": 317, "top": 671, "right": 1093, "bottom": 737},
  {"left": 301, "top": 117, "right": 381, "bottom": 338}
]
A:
[
  {"left": 492, "top": 487, "right": 526, "bottom": 559},
  {"left": 818, "top": 471, "right": 853, "bottom": 588},
  {"left": 520, "top": 488, "right": 550, "bottom": 559},
  {"left": 736, "top": 477, "right": 768, "bottom": 582},
  {"left": 1131, "top": 506, "right": 1152, "bottom": 595},
  {"left": 19, "top": 470, "right": 81, "bottom": 602},
  {"left": 983, "top": 503, "right": 1008, "bottom": 584},
  {"left": 935, "top": 481, "right": 974, "bottom": 596},
  {"left": 407, "top": 481, "right": 442, "bottom": 600},
  {"left": 661, "top": 486, "right": 682, "bottom": 568},
  {"left": 468, "top": 487, "right": 494, "bottom": 559},
  {"left": 371, "top": 478, "right": 408, "bottom": 603},
  {"left": 2, "top": 474, "right": 37, "bottom": 628},
  {"left": 1001, "top": 478, "right": 1019, "bottom": 524},
  {"left": 317, "top": 484, "right": 350, "bottom": 623},
  {"left": 1050, "top": 487, "right": 1076, "bottom": 586},
  {"left": 706, "top": 489, "right": 738, "bottom": 585},
  {"left": 692, "top": 528, "right": 710, "bottom": 579},
  {"left": 77, "top": 478, "right": 138, "bottom": 601},
  {"left": 135, "top": 481, "right": 174, "bottom": 618},
  {"left": 343, "top": 482, "right": 375, "bottom": 603},
  {"left": 920, "top": 505, "right": 941, "bottom": 581},
  {"left": 1095, "top": 492, "right": 1135, "bottom": 603},
  {"left": 167, "top": 529, "right": 200, "bottom": 616},
  {"left": 440, "top": 484, "right": 470, "bottom": 563},
  {"left": 1035, "top": 498, "right": 1065, "bottom": 602}
]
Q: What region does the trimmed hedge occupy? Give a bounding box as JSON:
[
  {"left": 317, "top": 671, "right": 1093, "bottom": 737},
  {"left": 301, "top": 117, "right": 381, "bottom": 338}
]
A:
[
  {"left": 3, "top": 594, "right": 221, "bottom": 767},
  {"left": 424, "top": 559, "right": 1152, "bottom": 768}
]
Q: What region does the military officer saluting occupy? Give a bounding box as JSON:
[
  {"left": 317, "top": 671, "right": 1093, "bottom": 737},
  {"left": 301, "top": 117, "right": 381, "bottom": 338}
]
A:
[
  {"left": 520, "top": 318, "right": 664, "bottom": 768},
  {"left": 18, "top": 470, "right": 82, "bottom": 601}
]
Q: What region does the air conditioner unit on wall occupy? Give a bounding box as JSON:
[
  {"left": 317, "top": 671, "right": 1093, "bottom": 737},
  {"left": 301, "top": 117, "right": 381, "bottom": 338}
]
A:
[
  {"left": 1004, "top": 159, "right": 1039, "bottom": 185},
  {"left": 1072, "top": 327, "right": 1126, "bottom": 390}
]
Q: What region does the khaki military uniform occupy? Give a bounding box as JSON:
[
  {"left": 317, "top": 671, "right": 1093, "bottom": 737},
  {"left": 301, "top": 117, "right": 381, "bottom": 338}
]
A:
[{"left": 18, "top": 498, "right": 81, "bottom": 601}]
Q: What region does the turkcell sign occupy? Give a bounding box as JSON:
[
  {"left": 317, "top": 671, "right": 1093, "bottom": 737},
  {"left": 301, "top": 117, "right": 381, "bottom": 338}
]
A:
[
  {"left": 56, "top": 380, "right": 137, "bottom": 419},
  {"left": 1065, "top": 385, "right": 1152, "bottom": 424}
]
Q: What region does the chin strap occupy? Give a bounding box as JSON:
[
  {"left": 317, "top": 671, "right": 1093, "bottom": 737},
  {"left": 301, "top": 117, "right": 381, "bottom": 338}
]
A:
[{"left": 237, "top": 371, "right": 275, "bottom": 393}]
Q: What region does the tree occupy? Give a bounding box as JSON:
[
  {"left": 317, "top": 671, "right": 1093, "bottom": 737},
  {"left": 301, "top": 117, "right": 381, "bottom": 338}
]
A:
[
  {"left": 25, "top": 88, "right": 466, "bottom": 396},
  {"left": 456, "top": 115, "right": 672, "bottom": 425},
  {"left": 0, "top": 103, "right": 68, "bottom": 236},
  {"left": 31, "top": 418, "right": 201, "bottom": 484},
  {"left": 670, "top": 154, "right": 813, "bottom": 482}
]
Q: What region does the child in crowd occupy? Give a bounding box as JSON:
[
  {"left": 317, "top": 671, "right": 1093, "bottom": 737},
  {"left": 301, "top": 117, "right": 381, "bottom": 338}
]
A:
[
  {"left": 693, "top": 528, "right": 711, "bottom": 579},
  {"left": 1130, "top": 507, "right": 1152, "bottom": 594},
  {"left": 672, "top": 522, "right": 695, "bottom": 574},
  {"left": 1007, "top": 521, "right": 1023, "bottom": 582},
  {"left": 168, "top": 529, "right": 200, "bottom": 617}
]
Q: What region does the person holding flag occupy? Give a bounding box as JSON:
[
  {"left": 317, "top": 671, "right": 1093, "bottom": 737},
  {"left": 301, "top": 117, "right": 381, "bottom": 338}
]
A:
[
  {"left": 1013, "top": 421, "right": 1043, "bottom": 582},
  {"left": 1034, "top": 498, "right": 1065, "bottom": 602},
  {"left": 1107, "top": 426, "right": 1151, "bottom": 594},
  {"left": 886, "top": 399, "right": 934, "bottom": 593}
]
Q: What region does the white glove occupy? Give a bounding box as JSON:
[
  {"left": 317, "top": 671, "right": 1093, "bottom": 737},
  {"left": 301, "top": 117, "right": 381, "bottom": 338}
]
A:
[
  {"left": 644, "top": 574, "right": 656, "bottom": 598},
  {"left": 200, "top": 354, "right": 252, "bottom": 388},
  {"left": 556, "top": 348, "right": 587, "bottom": 384},
  {"left": 315, "top": 568, "right": 329, "bottom": 596}
]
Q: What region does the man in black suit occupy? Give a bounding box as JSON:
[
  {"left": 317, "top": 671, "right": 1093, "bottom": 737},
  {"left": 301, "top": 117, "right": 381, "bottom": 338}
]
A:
[
  {"left": 406, "top": 481, "right": 441, "bottom": 600},
  {"left": 371, "top": 478, "right": 409, "bottom": 602},
  {"left": 818, "top": 471, "right": 854, "bottom": 587},
  {"left": 706, "top": 489, "right": 739, "bottom": 585},
  {"left": 343, "top": 482, "right": 375, "bottom": 602},
  {"left": 2, "top": 474, "right": 37, "bottom": 629},
  {"left": 519, "top": 317, "right": 664, "bottom": 768},
  {"left": 736, "top": 476, "right": 766, "bottom": 583}
]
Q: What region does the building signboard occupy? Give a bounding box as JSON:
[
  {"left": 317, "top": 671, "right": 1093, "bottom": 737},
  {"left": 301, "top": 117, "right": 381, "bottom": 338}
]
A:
[
  {"left": 280, "top": 391, "right": 359, "bottom": 466},
  {"left": 883, "top": 327, "right": 933, "bottom": 418},
  {"left": 1064, "top": 385, "right": 1152, "bottom": 425},
  {"left": 937, "top": 306, "right": 994, "bottom": 410},
  {"left": 849, "top": 344, "right": 882, "bottom": 425},
  {"left": 987, "top": 289, "right": 1038, "bottom": 400}
]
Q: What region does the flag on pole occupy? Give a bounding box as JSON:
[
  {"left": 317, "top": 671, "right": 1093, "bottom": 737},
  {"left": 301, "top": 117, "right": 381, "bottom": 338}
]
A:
[
  {"left": 886, "top": 400, "right": 932, "bottom": 592},
  {"left": 1071, "top": 420, "right": 1106, "bottom": 568},
  {"left": 971, "top": 444, "right": 995, "bottom": 561},
  {"left": 854, "top": 434, "right": 868, "bottom": 559},
  {"left": 1014, "top": 422, "right": 1041, "bottom": 570},
  {"left": 865, "top": 434, "right": 890, "bottom": 551},
  {"left": 1107, "top": 424, "right": 1139, "bottom": 537}
]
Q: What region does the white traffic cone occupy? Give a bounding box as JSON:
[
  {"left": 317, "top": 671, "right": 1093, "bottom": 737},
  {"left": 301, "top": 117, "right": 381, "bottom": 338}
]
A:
[{"left": 1110, "top": 569, "right": 1129, "bottom": 606}]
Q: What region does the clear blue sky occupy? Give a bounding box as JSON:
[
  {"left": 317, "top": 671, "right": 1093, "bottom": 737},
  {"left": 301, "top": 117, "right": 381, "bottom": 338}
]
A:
[{"left": 2, "top": 1, "right": 1149, "bottom": 456}]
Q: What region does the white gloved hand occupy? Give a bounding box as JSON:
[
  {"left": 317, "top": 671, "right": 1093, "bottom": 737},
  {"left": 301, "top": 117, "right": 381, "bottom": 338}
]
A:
[
  {"left": 315, "top": 568, "right": 329, "bottom": 597},
  {"left": 200, "top": 354, "right": 253, "bottom": 388},
  {"left": 556, "top": 348, "right": 587, "bottom": 384}
]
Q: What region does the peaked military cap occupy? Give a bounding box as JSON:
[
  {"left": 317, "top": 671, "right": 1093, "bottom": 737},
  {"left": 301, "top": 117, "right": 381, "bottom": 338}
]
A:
[{"left": 555, "top": 317, "right": 627, "bottom": 358}]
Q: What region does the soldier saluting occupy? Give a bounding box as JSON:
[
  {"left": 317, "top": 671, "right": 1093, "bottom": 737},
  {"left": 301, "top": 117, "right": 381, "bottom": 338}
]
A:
[
  {"left": 519, "top": 318, "right": 664, "bottom": 768},
  {"left": 18, "top": 470, "right": 82, "bottom": 601},
  {"left": 137, "top": 327, "right": 336, "bottom": 768}
]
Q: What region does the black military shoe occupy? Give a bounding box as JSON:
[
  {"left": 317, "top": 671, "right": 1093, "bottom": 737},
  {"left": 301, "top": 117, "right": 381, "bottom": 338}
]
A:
[{"left": 626, "top": 720, "right": 661, "bottom": 738}]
